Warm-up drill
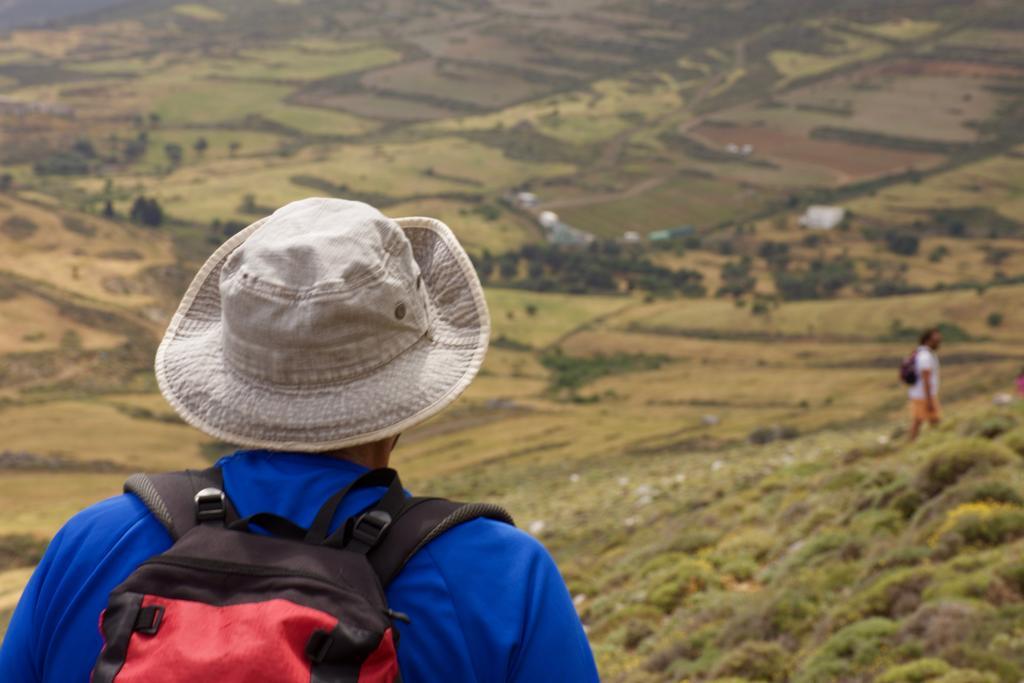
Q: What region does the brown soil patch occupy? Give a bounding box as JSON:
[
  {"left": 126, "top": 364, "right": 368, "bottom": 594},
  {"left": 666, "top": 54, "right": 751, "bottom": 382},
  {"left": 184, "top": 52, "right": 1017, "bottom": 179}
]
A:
[
  {"left": 0, "top": 216, "right": 37, "bottom": 240},
  {"left": 868, "top": 58, "right": 1024, "bottom": 80},
  {"left": 299, "top": 92, "right": 457, "bottom": 122},
  {"left": 693, "top": 123, "right": 943, "bottom": 181}
]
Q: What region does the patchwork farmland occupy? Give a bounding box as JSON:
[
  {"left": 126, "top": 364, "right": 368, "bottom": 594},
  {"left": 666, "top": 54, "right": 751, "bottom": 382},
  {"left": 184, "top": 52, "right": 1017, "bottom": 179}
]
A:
[{"left": 1, "top": 0, "right": 1024, "bottom": 680}]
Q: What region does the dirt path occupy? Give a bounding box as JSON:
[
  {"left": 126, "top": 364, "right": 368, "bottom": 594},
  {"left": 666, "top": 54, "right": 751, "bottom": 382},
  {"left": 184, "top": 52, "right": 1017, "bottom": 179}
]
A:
[
  {"left": 555, "top": 38, "right": 749, "bottom": 213},
  {"left": 540, "top": 176, "right": 667, "bottom": 210}
]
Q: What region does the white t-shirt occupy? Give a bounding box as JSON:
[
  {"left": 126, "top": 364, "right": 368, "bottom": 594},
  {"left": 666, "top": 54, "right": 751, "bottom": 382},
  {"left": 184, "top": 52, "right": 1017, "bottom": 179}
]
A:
[{"left": 909, "top": 345, "right": 940, "bottom": 400}]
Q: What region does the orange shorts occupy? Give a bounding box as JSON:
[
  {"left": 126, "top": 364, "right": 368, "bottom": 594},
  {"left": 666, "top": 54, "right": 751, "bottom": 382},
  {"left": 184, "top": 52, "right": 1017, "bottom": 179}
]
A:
[{"left": 910, "top": 398, "right": 941, "bottom": 422}]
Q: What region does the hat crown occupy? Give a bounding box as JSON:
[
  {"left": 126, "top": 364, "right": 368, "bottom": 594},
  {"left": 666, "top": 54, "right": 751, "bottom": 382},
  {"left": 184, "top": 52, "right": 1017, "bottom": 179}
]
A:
[
  {"left": 224, "top": 198, "right": 403, "bottom": 291},
  {"left": 218, "top": 199, "right": 429, "bottom": 386}
]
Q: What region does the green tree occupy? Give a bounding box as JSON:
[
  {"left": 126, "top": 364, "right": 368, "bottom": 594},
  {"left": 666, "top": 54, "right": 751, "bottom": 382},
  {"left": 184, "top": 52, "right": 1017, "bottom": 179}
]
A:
[
  {"left": 130, "top": 196, "right": 163, "bottom": 227},
  {"left": 885, "top": 230, "right": 919, "bottom": 256},
  {"left": 240, "top": 194, "right": 259, "bottom": 214},
  {"left": 164, "top": 143, "right": 183, "bottom": 167}
]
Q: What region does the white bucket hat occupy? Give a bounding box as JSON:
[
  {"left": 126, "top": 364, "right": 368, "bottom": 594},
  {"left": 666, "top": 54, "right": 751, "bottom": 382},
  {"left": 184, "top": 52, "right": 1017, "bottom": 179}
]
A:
[{"left": 155, "top": 197, "right": 490, "bottom": 451}]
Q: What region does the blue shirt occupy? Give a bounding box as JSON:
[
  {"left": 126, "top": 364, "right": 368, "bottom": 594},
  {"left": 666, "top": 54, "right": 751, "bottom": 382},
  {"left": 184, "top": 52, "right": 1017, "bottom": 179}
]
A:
[{"left": 0, "top": 451, "right": 598, "bottom": 682}]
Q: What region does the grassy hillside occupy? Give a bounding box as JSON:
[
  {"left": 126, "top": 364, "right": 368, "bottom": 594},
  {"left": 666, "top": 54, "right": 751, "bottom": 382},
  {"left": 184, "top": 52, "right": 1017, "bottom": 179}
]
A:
[
  {"left": 1, "top": 0, "right": 1024, "bottom": 678},
  {"left": 420, "top": 401, "right": 1024, "bottom": 682}
]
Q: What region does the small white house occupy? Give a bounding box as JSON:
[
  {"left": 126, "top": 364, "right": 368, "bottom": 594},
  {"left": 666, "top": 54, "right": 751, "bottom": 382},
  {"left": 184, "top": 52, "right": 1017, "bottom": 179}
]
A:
[
  {"left": 516, "top": 192, "right": 538, "bottom": 207},
  {"left": 538, "top": 211, "right": 560, "bottom": 229},
  {"left": 622, "top": 231, "right": 642, "bottom": 243},
  {"left": 799, "top": 205, "right": 846, "bottom": 230}
]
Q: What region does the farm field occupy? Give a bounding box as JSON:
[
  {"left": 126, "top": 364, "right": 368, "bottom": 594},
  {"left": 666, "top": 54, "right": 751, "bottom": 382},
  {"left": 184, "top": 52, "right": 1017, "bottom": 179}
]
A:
[
  {"left": 556, "top": 174, "right": 781, "bottom": 237},
  {"left": 2, "top": 0, "right": 1024, "bottom": 680},
  {"left": 847, "top": 150, "right": 1024, "bottom": 225}
]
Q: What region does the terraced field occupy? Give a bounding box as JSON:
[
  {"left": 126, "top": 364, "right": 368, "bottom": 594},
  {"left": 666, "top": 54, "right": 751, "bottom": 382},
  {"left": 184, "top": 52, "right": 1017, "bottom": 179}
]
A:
[{"left": 2, "top": 0, "right": 1024, "bottom": 679}]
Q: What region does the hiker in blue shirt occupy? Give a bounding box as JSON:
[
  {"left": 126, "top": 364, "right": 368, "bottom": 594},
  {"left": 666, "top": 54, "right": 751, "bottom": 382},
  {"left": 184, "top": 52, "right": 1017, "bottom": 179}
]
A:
[{"left": 0, "top": 199, "right": 599, "bottom": 683}]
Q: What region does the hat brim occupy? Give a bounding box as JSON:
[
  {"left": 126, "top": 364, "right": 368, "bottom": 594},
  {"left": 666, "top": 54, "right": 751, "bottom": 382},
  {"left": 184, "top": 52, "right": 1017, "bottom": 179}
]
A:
[{"left": 155, "top": 215, "right": 490, "bottom": 452}]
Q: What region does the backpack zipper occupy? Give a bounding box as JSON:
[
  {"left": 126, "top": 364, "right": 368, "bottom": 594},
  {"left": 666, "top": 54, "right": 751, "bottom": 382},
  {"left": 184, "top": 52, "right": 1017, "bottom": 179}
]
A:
[
  {"left": 140, "top": 555, "right": 403, "bottom": 626},
  {"left": 142, "top": 555, "right": 349, "bottom": 589}
]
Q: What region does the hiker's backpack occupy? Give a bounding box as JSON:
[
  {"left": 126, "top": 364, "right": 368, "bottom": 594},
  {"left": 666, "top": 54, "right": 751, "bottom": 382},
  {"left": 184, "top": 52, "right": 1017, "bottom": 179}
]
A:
[
  {"left": 899, "top": 349, "right": 919, "bottom": 386},
  {"left": 92, "top": 467, "right": 514, "bottom": 683}
]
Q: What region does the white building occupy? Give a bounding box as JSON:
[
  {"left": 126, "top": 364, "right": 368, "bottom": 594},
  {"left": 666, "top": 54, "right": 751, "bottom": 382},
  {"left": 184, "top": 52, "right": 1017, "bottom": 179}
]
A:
[
  {"left": 799, "top": 205, "right": 846, "bottom": 230},
  {"left": 539, "top": 211, "right": 560, "bottom": 229},
  {"left": 516, "top": 191, "right": 538, "bottom": 207}
]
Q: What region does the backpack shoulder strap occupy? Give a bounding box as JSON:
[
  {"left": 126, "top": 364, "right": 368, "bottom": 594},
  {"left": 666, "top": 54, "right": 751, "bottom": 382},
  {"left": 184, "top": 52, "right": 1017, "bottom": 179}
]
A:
[
  {"left": 124, "top": 467, "right": 238, "bottom": 540},
  {"left": 366, "top": 498, "right": 515, "bottom": 587}
]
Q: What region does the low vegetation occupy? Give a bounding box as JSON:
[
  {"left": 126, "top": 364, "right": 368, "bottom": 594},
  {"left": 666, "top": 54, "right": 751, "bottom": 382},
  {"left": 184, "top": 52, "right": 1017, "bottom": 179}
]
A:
[
  {"left": 2, "top": 2, "right": 1024, "bottom": 680},
  {"left": 425, "top": 402, "right": 1024, "bottom": 682}
]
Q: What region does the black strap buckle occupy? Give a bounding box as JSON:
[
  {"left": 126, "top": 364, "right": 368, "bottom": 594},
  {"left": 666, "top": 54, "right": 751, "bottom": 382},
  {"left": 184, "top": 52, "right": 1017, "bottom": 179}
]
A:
[
  {"left": 306, "top": 629, "right": 333, "bottom": 663},
  {"left": 194, "top": 487, "right": 227, "bottom": 522},
  {"left": 134, "top": 605, "right": 165, "bottom": 635},
  {"left": 350, "top": 509, "right": 393, "bottom": 551}
]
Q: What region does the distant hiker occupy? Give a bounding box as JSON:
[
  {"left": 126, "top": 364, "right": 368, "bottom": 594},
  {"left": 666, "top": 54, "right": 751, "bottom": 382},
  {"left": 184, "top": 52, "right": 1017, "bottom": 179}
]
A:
[
  {"left": 903, "top": 327, "right": 943, "bottom": 441},
  {"left": 0, "top": 198, "right": 598, "bottom": 682}
]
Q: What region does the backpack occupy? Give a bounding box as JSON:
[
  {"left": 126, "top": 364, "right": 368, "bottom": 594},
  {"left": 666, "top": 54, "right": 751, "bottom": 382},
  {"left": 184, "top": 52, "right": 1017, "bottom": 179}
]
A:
[
  {"left": 899, "top": 349, "right": 919, "bottom": 386},
  {"left": 92, "top": 466, "right": 514, "bottom": 683}
]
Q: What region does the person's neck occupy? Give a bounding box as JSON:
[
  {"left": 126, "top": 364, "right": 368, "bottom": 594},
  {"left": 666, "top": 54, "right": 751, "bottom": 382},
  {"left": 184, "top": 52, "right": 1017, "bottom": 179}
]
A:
[{"left": 322, "top": 438, "right": 396, "bottom": 470}]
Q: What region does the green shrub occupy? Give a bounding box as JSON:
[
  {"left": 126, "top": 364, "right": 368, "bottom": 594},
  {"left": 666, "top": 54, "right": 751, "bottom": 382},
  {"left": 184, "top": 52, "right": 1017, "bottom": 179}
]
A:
[
  {"left": 835, "top": 568, "right": 933, "bottom": 625},
  {"left": 999, "top": 427, "right": 1024, "bottom": 457},
  {"left": 900, "top": 600, "right": 983, "bottom": 654},
  {"left": 968, "top": 415, "right": 1017, "bottom": 440},
  {"left": 711, "top": 641, "right": 791, "bottom": 682},
  {"left": 893, "top": 490, "right": 926, "bottom": 519},
  {"left": 876, "top": 658, "right": 950, "bottom": 683},
  {"left": 880, "top": 661, "right": 997, "bottom": 683},
  {"left": 967, "top": 481, "right": 1024, "bottom": 507},
  {"left": 916, "top": 439, "right": 1015, "bottom": 497},
  {"left": 873, "top": 544, "right": 931, "bottom": 570},
  {"left": 795, "top": 618, "right": 899, "bottom": 683},
  {"left": 720, "top": 557, "right": 758, "bottom": 582},
  {"left": 646, "top": 558, "right": 716, "bottom": 613},
  {"left": 715, "top": 527, "right": 776, "bottom": 563},
  {"left": 668, "top": 529, "right": 720, "bottom": 554},
  {"left": 932, "top": 672, "right": 998, "bottom": 683},
  {"left": 588, "top": 604, "right": 663, "bottom": 640},
  {"left": 720, "top": 590, "right": 818, "bottom": 644},
  {"left": 932, "top": 502, "right": 1024, "bottom": 551},
  {"left": 996, "top": 561, "right": 1024, "bottom": 596},
  {"left": 540, "top": 349, "right": 668, "bottom": 396}
]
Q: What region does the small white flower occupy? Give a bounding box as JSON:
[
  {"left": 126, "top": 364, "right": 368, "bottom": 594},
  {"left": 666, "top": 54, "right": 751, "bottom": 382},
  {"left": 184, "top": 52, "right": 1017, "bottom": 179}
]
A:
[
  {"left": 617, "top": 476, "right": 630, "bottom": 487},
  {"left": 569, "top": 473, "right": 581, "bottom": 484},
  {"left": 528, "top": 520, "right": 546, "bottom": 535},
  {"left": 711, "top": 460, "right": 724, "bottom": 472},
  {"left": 573, "top": 594, "right": 587, "bottom": 608},
  {"left": 674, "top": 473, "right": 686, "bottom": 484},
  {"left": 877, "top": 435, "right": 890, "bottom": 446}
]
